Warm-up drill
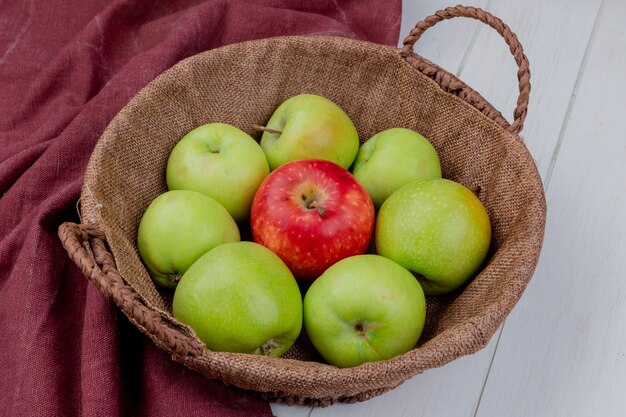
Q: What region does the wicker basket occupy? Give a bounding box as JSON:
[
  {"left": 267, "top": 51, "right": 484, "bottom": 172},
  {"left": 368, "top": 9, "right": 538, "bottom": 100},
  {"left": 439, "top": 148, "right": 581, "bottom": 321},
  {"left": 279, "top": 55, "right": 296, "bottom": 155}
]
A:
[{"left": 59, "top": 5, "right": 546, "bottom": 406}]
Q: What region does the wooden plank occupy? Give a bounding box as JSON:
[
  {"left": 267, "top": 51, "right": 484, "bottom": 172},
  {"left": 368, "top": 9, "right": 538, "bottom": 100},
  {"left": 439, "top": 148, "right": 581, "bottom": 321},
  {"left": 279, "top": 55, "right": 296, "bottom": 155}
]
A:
[
  {"left": 457, "top": 0, "right": 603, "bottom": 177},
  {"left": 475, "top": 1, "right": 626, "bottom": 416},
  {"left": 272, "top": 403, "right": 312, "bottom": 417}
]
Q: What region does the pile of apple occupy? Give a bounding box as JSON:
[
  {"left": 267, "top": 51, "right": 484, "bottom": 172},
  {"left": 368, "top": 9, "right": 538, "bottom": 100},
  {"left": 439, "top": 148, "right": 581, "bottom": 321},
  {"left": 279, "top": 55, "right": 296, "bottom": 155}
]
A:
[{"left": 137, "top": 94, "right": 491, "bottom": 368}]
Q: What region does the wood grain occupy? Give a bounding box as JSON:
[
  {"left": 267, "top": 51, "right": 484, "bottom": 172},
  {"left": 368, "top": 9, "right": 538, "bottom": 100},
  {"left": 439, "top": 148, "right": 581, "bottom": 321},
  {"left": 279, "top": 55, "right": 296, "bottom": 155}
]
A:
[
  {"left": 457, "top": 0, "right": 603, "bottom": 178},
  {"left": 475, "top": 1, "right": 626, "bottom": 416}
]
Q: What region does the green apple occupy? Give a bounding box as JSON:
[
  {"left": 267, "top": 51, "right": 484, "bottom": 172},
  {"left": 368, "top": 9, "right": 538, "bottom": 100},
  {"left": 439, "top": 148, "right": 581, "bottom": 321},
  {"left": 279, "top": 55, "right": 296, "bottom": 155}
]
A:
[
  {"left": 172, "top": 242, "right": 303, "bottom": 357},
  {"left": 137, "top": 190, "right": 240, "bottom": 289},
  {"left": 303, "top": 255, "right": 426, "bottom": 368},
  {"left": 258, "top": 94, "right": 359, "bottom": 170},
  {"left": 166, "top": 123, "right": 269, "bottom": 222},
  {"left": 352, "top": 128, "right": 442, "bottom": 208},
  {"left": 376, "top": 179, "right": 491, "bottom": 295}
]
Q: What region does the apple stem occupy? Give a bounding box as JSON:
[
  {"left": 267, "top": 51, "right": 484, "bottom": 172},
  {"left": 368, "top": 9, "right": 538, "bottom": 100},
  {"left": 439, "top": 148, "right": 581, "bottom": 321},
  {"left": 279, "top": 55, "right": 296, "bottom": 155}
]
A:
[
  {"left": 169, "top": 274, "right": 182, "bottom": 283},
  {"left": 470, "top": 185, "right": 481, "bottom": 194},
  {"left": 308, "top": 200, "right": 327, "bottom": 217},
  {"left": 253, "top": 124, "right": 283, "bottom": 135}
]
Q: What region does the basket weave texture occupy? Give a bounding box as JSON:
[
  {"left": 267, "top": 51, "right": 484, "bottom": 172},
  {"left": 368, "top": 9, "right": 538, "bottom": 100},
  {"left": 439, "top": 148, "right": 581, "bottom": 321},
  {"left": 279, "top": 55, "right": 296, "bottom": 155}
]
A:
[{"left": 59, "top": 6, "right": 546, "bottom": 406}]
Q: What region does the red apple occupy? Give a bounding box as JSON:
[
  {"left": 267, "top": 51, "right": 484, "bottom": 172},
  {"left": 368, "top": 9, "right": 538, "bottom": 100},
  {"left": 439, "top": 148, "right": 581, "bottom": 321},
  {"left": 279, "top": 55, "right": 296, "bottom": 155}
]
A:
[{"left": 251, "top": 159, "right": 375, "bottom": 280}]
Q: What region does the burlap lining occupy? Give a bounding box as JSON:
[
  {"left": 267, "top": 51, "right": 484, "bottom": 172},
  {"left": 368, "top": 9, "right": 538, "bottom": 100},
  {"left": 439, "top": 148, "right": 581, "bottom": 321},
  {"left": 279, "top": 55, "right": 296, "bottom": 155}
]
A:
[{"left": 62, "top": 7, "right": 546, "bottom": 406}]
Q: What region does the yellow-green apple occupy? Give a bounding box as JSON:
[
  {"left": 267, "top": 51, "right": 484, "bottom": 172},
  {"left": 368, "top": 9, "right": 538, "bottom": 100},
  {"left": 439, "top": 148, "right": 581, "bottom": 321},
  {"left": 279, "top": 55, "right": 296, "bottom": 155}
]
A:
[
  {"left": 166, "top": 123, "right": 269, "bottom": 222},
  {"left": 251, "top": 159, "right": 374, "bottom": 281},
  {"left": 303, "top": 254, "right": 426, "bottom": 368},
  {"left": 376, "top": 179, "right": 491, "bottom": 295},
  {"left": 352, "top": 128, "right": 441, "bottom": 208},
  {"left": 172, "top": 241, "right": 302, "bottom": 357},
  {"left": 137, "top": 190, "right": 240, "bottom": 289},
  {"left": 256, "top": 94, "right": 359, "bottom": 170}
]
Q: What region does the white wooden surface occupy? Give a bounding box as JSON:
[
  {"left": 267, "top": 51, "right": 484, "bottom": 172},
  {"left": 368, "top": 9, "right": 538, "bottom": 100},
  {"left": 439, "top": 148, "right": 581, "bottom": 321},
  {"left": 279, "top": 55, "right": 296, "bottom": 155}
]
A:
[{"left": 273, "top": 0, "right": 626, "bottom": 416}]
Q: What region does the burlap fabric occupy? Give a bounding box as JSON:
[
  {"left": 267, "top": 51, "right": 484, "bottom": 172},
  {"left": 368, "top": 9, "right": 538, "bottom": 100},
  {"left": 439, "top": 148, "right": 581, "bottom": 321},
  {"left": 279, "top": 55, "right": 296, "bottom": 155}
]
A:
[{"left": 59, "top": 6, "right": 546, "bottom": 406}]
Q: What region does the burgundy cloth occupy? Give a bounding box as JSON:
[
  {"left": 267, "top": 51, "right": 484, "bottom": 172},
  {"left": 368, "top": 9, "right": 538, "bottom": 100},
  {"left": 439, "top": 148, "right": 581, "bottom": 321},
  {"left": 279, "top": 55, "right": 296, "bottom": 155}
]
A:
[{"left": 0, "top": 1, "right": 401, "bottom": 416}]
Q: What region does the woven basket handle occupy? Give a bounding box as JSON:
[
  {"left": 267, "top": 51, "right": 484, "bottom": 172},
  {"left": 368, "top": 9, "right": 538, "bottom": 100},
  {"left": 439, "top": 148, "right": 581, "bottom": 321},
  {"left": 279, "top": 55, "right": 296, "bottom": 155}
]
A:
[
  {"left": 58, "top": 222, "right": 206, "bottom": 358},
  {"left": 400, "top": 5, "right": 530, "bottom": 135}
]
